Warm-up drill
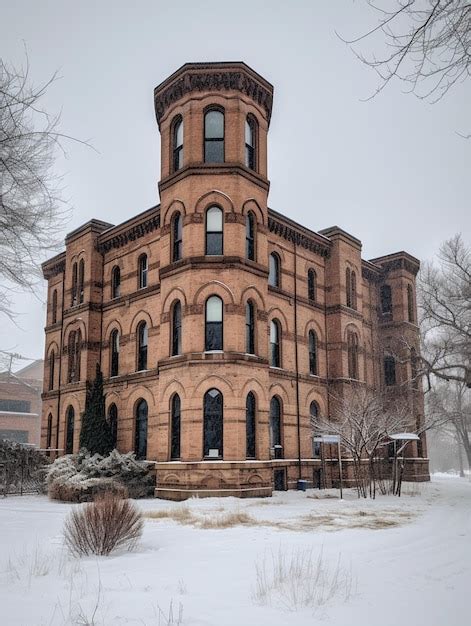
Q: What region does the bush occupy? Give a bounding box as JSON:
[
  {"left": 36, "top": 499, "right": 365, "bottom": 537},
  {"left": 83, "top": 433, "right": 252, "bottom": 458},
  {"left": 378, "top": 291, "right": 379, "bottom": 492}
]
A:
[
  {"left": 63, "top": 492, "right": 143, "bottom": 556},
  {"left": 0, "top": 439, "right": 50, "bottom": 495},
  {"left": 47, "top": 449, "right": 154, "bottom": 502}
]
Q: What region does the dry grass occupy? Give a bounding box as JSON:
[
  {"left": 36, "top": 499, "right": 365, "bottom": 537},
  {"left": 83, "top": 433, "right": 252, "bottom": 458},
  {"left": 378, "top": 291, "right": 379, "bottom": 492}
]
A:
[{"left": 145, "top": 505, "right": 260, "bottom": 529}]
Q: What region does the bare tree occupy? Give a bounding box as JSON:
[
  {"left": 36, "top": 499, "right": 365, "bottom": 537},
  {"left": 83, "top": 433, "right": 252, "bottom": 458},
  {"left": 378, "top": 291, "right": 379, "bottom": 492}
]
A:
[{"left": 344, "top": 1, "right": 471, "bottom": 106}]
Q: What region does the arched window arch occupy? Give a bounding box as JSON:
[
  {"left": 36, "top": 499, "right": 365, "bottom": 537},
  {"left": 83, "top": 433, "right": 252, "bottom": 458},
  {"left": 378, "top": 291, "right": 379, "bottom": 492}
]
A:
[
  {"left": 78, "top": 259, "right": 85, "bottom": 304},
  {"left": 351, "top": 271, "right": 357, "bottom": 310},
  {"left": 407, "top": 284, "right": 415, "bottom": 323},
  {"left": 246, "top": 211, "right": 256, "bottom": 261},
  {"left": 205, "top": 295, "right": 223, "bottom": 351},
  {"left": 71, "top": 262, "right": 78, "bottom": 306},
  {"left": 309, "top": 330, "right": 318, "bottom": 376},
  {"left": 65, "top": 405, "right": 75, "bottom": 454},
  {"left": 48, "top": 350, "right": 55, "bottom": 391},
  {"left": 245, "top": 300, "right": 255, "bottom": 354},
  {"left": 269, "top": 253, "right": 280, "bottom": 288},
  {"left": 380, "top": 284, "right": 393, "bottom": 315},
  {"left": 171, "top": 300, "right": 182, "bottom": 356},
  {"left": 309, "top": 401, "right": 321, "bottom": 457},
  {"left": 205, "top": 206, "right": 223, "bottom": 255},
  {"left": 203, "top": 388, "right": 223, "bottom": 458},
  {"left": 137, "top": 321, "right": 148, "bottom": 371},
  {"left": 108, "top": 403, "right": 118, "bottom": 449},
  {"left": 138, "top": 254, "right": 148, "bottom": 289},
  {"left": 110, "top": 329, "right": 119, "bottom": 377},
  {"left": 346, "top": 267, "right": 352, "bottom": 308},
  {"left": 135, "top": 399, "right": 148, "bottom": 460},
  {"left": 111, "top": 266, "right": 121, "bottom": 299},
  {"left": 172, "top": 116, "right": 183, "bottom": 172},
  {"left": 204, "top": 109, "right": 224, "bottom": 163},
  {"left": 246, "top": 392, "right": 256, "bottom": 458},
  {"left": 270, "top": 319, "right": 281, "bottom": 367},
  {"left": 46, "top": 413, "right": 53, "bottom": 455},
  {"left": 52, "top": 289, "right": 57, "bottom": 324},
  {"left": 308, "top": 269, "right": 317, "bottom": 303},
  {"left": 269, "top": 396, "right": 282, "bottom": 451},
  {"left": 245, "top": 115, "right": 257, "bottom": 170},
  {"left": 384, "top": 355, "right": 396, "bottom": 386},
  {"left": 172, "top": 212, "right": 183, "bottom": 262},
  {"left": 347, "top": 330, "right": 359, "bottom": 379},
  {"left": 170, "top": 394, "right": 181, "bottom": 459}
]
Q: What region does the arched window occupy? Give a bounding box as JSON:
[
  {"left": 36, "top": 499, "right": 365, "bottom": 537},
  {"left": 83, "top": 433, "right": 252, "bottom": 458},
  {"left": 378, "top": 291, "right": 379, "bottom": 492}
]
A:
[
  {"left": 65, "top": 406, "right": 74, "bottom": 454},
  {"left": 205, "top": 295, "right": 223, "bottom": 351},
  {"left": 205, "top": 206, "right": 223, "bottom": 255},
  {"left": 46, "top": 413, "right": 53, "bottom": 455},
  {"left": 48, "top": 350, "right": 55, "bottom": 391},
  {"left": 380, "top": 285, "right": 392, "bottom": 315},
  {"left": 71, "top": 262, "right": 78, "bottom": 306},
  {"left": 108, "top": 403, "right": 118, "bottom": 449},
  {"left": 111, "top": 266, "right": 121, "bottom": 299},
  {"left": 170, "top": 394, "right": 181, "bottom": 459},
  {"left": 172, "top": 212, "right": 183, "bottom": 262},
  {"left": 246, "top": 392, "right": 256, "bottom": 458},
  {"left": 110, "top": 329, "right": 119, "bottom": 377},
  {"left": 347, "top": 331, "right": 359, "bottom": 379},
  {"left": 135, "top": 399, "right": 148, "bottom": 460},
  {"left": 269, "top": 253, "right": 280, "bottom": 288},
  {"left": 269, "top": 396, "right": 282, "bottom": 449},
  {"left": 245, "top": 301, "right": 255, "bottom": 354},
  {"left": 203, "top": 388, "right": 223, "bottom": 458},
  {"left": 246, "top": 212, "right": 255, "bottom": 261},
  {"left": 137, "top": 322, "right": 148, "bottom": 371},
  {"left": 52, "top": 289, "right": 57, "bottom": 324},
  {"left": 308, "top": 269, "right": 316, "bottom": 303},
  {"left": 172, "top": 117, "right": 183, "bottom": 172},
  {"left": 55, "top": 414, "right": 60, "bottom": 450},
  {"left": 245, "top": 116, "right": 256, "bottom": 170},
  {"left": 270, "top": 319, "right": 281, "bottom": 367},
  {"left": 407, "top": 284, "right": 415, "bottom": 322},
  {"left": 351, "top": 271, "right": 357, "bottom": 310},
  {"left": 171, "top": 300, "right": 182, "bottom": 356},
  {"left": 204, "top": 109, "right": 224, "bottom": 163},
  {"left": 75, "top": 330, "right": 82, "bottom": 381},
  {"left": 310, "top": 402, "right": 321, "bottom": 457},
  {"left": 346, "top": 268, "right": 352, "bottom": 308},
  {"left": 138, "top": 254, "right": 148, "bottom": 289},
  {"left": 384, "top": 356, "right": 396, "bottom": 386},
  {"left": 78, "top": 259, "right": 85, "bottom": 304},
  {"left": 67, "top": 330, "right": 81, "bottom": 383},
  {"left": 411, "top": 347, "right": 419, "bottom": 390},
  {"left": 309, "top": 330, "right": 318, "bottom": 375}
]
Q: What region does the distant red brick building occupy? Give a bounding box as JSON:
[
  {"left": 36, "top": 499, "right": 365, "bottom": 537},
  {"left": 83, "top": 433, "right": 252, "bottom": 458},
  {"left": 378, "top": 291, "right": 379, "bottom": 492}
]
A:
[{"left": 40, "top": 62, "right": 428, "bottom": 498}]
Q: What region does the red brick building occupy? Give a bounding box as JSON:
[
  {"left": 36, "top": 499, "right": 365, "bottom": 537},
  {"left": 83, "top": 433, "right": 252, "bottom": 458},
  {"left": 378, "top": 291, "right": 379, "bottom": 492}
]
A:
[
  {"left": 1, "top": 360, "right": 43, "bottom": 445},
  {"left": 41, "top": 62, "right": 429, "bottom": 498}
]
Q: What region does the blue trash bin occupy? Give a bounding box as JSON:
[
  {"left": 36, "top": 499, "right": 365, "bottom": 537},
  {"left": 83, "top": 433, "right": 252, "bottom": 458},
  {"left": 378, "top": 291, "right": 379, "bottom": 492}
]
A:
[{"left": 297, "top": 479, "right": 308, "bottom": 491}]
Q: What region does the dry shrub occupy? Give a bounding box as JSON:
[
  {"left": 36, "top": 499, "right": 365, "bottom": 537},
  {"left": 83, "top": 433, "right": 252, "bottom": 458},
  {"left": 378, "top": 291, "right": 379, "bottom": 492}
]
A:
[
  {"left": 64, "top": 492, "right": 143, "bottom": 556},
  {"left": 49, "top": 476, "right": 128, "bottom": 503}
]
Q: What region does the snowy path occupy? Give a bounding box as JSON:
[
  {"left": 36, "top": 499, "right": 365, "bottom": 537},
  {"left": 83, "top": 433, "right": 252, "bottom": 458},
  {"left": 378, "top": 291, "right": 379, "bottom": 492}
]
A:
[{"left": 0, "top": 476, "right": 469, "bottom": 625}]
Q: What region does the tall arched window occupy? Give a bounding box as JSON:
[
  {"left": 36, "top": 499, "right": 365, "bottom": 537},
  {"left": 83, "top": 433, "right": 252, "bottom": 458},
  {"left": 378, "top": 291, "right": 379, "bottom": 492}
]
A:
[
  {"left": 71, "top": 262, "right": 78, "bottom": 306},
  {"left": 67, "top": 330, "right": 81, "bottom": 383},
  {"left": 172, "top": 212, "right": 183, "bottom": 262},
  {"left": 246, "top": 212, "right": 255, "bottom": 261},
  {"left": 138, "top": 254, "right": 148, "bottom": 289},
  {"left": 55, "top": 414, "right": 60, "bottom": 451},
  {"left": 269, "top": 253, "right": 280, "bottom": 287},
  {"left": 46, "top": 413, "right": 53, "bottom": 455},
  {"left": 245, "top": 116, "right": 256, "bottom": 170},
  {"left": 48, "top": 350, "right": 55, "bottom": 391},
  {"left": 111, "top": 266, "right": 121, "bottom": 299},
  {"left": 75, "top": 330, "right": 82, "bottom": 381},
  {"left": 65, "top": 406, "right": 74, "bottom": 454},
  {"left": 110, "top": 329, "right": 119, "bottom": 376},
  {"left": 170, "top": 394, "right": 181, "bottom": 459},
  {"left": 347, "top": 331, "right": 359, "bottom": 379},
  {"left": 52, "top": 289, "right": 57, "bottom": 324},
  {"left": 384, "top": 356, "right": 396, "bottom": 386},
  {"left": 135, "top": 399, "right": 148, "bottom": 460},
  {"left": 351, "top": 271, "right": 357, "bottom": 310},
  {"left": 204, "top": 109, "right": 224, "bottom": 163},
  {"left": 269, "top": 396, "right": 282, "bottom": 449},
  {"left": 246, "top": 301, "right": 255, "bottom": 354},
  {"left": 78, "top": 259, "right": 85, "bottom": 304},
  {"left": 346, "top": 267, "right": 352, "bottom": 308},
  {"left": 203, "top": 388, "right": 223, "bottom": 458},
  {"left": 270, "top": 319, "right": 281, "bottom": 367},
  {"left": 171, "top": 300, "right": 182, "bottom": 356},
  {"left": 205, "top": 295, "right": 223, "bottom": 351},
  {"left": 246, "top": 392, "right": 256, "bottom": 458},
  {"left": 310, "top": 402, "right": 321, "bottom": 457},
  {"left": 205, "top": 206, "right": 223, "bottom": 255},
  {"left": 137, "top": 322, "right": 148, "bottom": 371},
  {"left": 380, "top": 285, "right": 392, "bottom": 315},
  {"left": 308, "top": 269, "right": 316, "bottom": 303},
  {"left": 407, "top": 284, "right": 415, "bottom": 322},
  {"left": 108, "top": 403, "right": 118, "bottom": 449},
  {"left": 172, "top": 117, "right": 183, "bottom": 172},
  {"left": 309, "top": 330, "right": 318, "bottom": 375}
]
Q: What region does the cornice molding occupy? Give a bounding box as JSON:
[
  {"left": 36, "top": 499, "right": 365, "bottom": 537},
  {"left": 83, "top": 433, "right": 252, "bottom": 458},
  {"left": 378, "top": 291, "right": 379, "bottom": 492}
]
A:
[
  {"left": 43, "top": 259, "right": 66, "bottom": 279},
  {"left": 268, "top": 217, "right": 331, "bottom": 258},
  {"left": 97, "top": 214, "right": 161, "bottom": 253}
]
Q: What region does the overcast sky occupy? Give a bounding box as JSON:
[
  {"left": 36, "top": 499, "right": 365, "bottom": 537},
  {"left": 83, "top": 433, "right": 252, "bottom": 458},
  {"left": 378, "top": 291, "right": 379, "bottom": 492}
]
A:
[{"left": 2, "top": 0, "right": 469, "bottom": 369}]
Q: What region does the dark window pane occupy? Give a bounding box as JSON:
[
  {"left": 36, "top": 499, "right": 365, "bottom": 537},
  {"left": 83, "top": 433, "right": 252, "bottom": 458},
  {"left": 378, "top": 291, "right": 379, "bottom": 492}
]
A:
[
  {"left": 204, "top": 140, "right": 224, "bottom": 163},
  {"left": 381, "top": 285, "right": 392, "bottom": 315},
  {"left": 206, "top": 232, "right": 223, "bottom": 255},
  {"left": 171, "top": 395, "right": 181, "bottom": 459},
  {"left": 270, "top": 398, "right": 281, "bottom": 447},
  {"left": 203, "top": 389, "right": 223, "bottom": 457},
  {"left": 246, "top": 302, "right": 255, "bottom": 354},
  {"left": 384, "top": 357, "right": 396, "bottom": 386},
  {"left": 246, "top": 393, "right": 256, "bottom": 458},
  {"left": 135, "top": 400, "right": 148, "bottom": 460},
  {"left": 108, "top": 404, "right": 118, "bottom": 448},
  {"left": 172, "top": 302, "right": 182, "bottom": 356},
  {"left": 205, "top": 322, "right": 222, "bottom": 351},
  {"left": 65, "top": 407, "right": 74, "bottom": 454}
]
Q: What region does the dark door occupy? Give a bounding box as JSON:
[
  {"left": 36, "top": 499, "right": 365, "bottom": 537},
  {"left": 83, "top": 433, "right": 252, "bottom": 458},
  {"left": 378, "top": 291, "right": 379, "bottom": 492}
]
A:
[{"left": 274, "top": 469, "right": 286, "bottom": 491}]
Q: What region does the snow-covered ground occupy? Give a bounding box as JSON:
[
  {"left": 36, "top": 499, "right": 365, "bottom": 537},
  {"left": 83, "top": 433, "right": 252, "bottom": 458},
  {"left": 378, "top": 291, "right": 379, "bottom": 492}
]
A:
[{"left": 0, "top": 476, "right": 469, "bottom": 625}]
